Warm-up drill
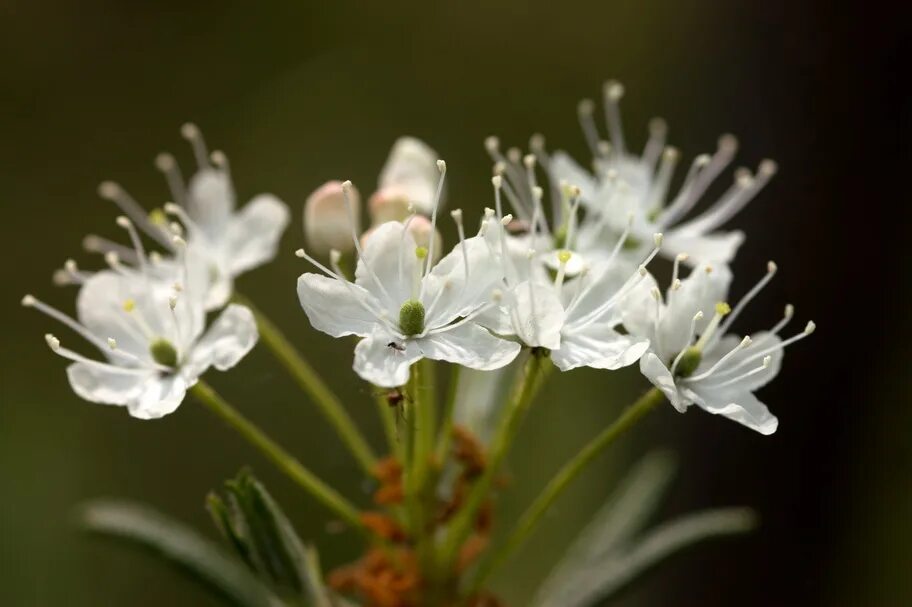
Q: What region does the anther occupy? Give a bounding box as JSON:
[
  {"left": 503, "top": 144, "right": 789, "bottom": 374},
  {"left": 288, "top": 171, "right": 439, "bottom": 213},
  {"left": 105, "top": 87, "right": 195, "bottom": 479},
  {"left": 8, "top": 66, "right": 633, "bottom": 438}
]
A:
[
  {"left": 507, "top": 148, "right": 521, "bottom": 164},
  {"left": 653, "top": 233, "right": 664, "bottom": 246},
  {"left": 529, "top": 133, "right": 546, "bottom": 152},
  {"left": 500, "top": 214, "right": 513, "bottom": 226},
  {"left": 577, "top": 99, "right": 595, "bottom": 116},
  {"left": 21, "top": 294, "right": 36, "bottom": 307},
  {"left": 436, "top": 159, "right": 447, "bottom": 172},
  {"left": 804, "top": 321, "right": 816, "bottom": 334},
  {"left": 523, "top": 154, "right": 536, "bottom": 169},
  {"left": 155, "top": 153, "right": 176, "bottom": 171},
  {"left": 604, "top": 80, "right": 625, "bottom": 101},
  {"left": 107, "top": 338, "right": 117, "bottom": 350},
  {"left": 45, "top": 334, "right": 60, "bottom": 351},
  {"left": 485, "top": 136, "right": 500, "bottom": 153},
  {"left": 718, "top": 134, "right": 738, "bottom": 153},
  {"left": 492, "top": 176, "right": 503, "bottom": 189}
]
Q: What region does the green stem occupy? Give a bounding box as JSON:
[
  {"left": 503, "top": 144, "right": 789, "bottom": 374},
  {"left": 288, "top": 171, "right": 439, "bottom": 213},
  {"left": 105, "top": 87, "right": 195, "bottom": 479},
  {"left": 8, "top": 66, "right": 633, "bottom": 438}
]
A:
[
  {"left": 434, "top": 364, "right": 461, "bottom": 465},
  {"left": 232, "top": 292, "right": 376, "bottom": 475},
  {"left": 190, "top": 380, "right": 364, "bottom": 532},
  {"left": 437, "top": 352, "right": 551, "bottom": 570},
  {"left": 468, "top": 387, "right": 664, "bottom": 592},
  {"left": 375, "top": 391, "right": 403, "bottom": 462}
]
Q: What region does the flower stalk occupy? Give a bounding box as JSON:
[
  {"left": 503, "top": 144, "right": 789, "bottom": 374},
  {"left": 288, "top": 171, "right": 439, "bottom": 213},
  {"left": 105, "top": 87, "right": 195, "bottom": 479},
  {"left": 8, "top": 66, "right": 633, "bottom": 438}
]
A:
[
  {"left": 232, "top": 292, "right": 377, "bottom": 474},
  {"left": 468, "top": 386, "right": 665, "bottom": 591},
  {"left": 190, "top": 380, "right": 366, "bottom": 534},
  {"left": 437, "top": 350, "right": 552, "bottom": 572}
]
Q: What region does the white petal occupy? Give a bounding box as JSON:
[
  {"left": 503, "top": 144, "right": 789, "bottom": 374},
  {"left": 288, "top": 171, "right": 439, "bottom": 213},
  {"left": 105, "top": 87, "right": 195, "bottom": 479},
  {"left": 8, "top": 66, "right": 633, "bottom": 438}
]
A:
[
  {"left": 355, "top": 221, "right": 415, "bottom": 309},
  {"left": 223, "top": 194, "right": 290, "bottom": 275},
  {"left": 421, "top": 235, "right": 505, "bottom": 325},
  {"left": 185, "top": 304, "right": 258, "bottom": 378},
  {"left": 688, "top": 387, "right": 779, "bottom": 435},
  {"left": 66, "top": 362, "right": 153, "bottom": 406},
  {"left": 564, "top": 260, "right": 637, "bottom": 328},
  {"left": 657, "top": 263, "right": 733, "bottom": 360},
  {"left": 377, "top": 137, "right": 440, "bottom": 215},
  {"left": 353, "top": 331, "right": 422, "bottom": 388},
  {"left": 507, "top": 281, "right": 563, "bottom": 349},
  {"left": 619, "top": 270, "right": 660, "bottom": 346},
  {"left": 639, "top": 353, "right": 688, "bottom": 413},
  {"left": 661, "top": 230, "right": 745, "bottom": 265},
  {"left": 548, "top": 151, "right": 598, "bottom": 204},
  {"left": 186, "top": 168, "right": 235, "bottom": 236},
  {"left": 297, "top": 273, "right": 380, "bottom": 338},
  {"left": 418, "top": 323, "right": 521, "bottom": 371},
  {"left": 126, "top": 374, "right": 188, "bottom": 420},
  {"left": 553, "top": 325, "right": 649, "bottom": 371}
]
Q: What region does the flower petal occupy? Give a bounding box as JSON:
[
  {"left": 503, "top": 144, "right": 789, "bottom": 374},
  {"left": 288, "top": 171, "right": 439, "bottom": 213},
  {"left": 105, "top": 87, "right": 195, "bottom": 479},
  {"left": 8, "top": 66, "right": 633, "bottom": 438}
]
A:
[
  {"left": 548, "top": 151, "right": 598, "bottom": 204},
  {"left": 688, "top": 387, "right": 779, "bottom": 435},
  {"left": 186, "top": 168, "right": 235, "bottom": 236},
  {"left": 185, "top": 304, "right": 258, "bottom": 378},
  {"left": 353, "top": 331, "right": 422, "bottom": 388},
  {"left": 657, "top": 263, "right": 733, "bottom": 361},
  {"left": 223, "top": 194, "right": 290, "bottom": 275},
  {"left": 418, "top": 323, "right": 520, "bottom": 371},
  {"left": 553, "top": 325, "right": 649, "bottom": 371},
  {"left": 639, "top": 353, "right": 688, "bottom": 413},
  {"left": 297, "top": 273, "right": 380, "bottom": 339},
  {"left": 421, "top": 235, "right": 505, "bottom": 325},
  {"left": 507, "top": 281, "right": 563, "bottom": 349},
  {"left": 126, "top": 374, "right": 188, "bottom": 420},
  {"left": 662, "top": 230, "right": 745, "bottom": 266},
  {"left": 355, "top": 221, "right": 415, "bottom": 310},
  {"left": 66, "top": 362, "right": 153, "bottom": 406}
]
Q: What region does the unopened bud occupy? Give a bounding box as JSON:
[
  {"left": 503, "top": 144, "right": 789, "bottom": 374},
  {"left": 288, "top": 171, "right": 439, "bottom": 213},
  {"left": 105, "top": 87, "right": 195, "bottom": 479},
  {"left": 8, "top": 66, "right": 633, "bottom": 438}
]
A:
[{"left": 304, "top": 180, "right": 360, "bottom": 255}]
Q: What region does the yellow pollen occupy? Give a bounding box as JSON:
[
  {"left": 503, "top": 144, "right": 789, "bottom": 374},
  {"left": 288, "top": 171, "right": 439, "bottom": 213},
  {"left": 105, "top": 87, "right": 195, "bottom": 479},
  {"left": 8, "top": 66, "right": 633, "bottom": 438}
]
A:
[
  {"left": 715, "top": 301, "right": 731, "bottom": 316},
  {"left": 415, "top": 246, "right": 428, "bottom": 260},
  {"left": 148, "top": 208, "right": 167, "bottom": 226},
  {"left": 558, "top": 250, "right": 572, "bottom": 264},
  {"left": 123, "top": 298, "right": 136, "bottom": 313}
]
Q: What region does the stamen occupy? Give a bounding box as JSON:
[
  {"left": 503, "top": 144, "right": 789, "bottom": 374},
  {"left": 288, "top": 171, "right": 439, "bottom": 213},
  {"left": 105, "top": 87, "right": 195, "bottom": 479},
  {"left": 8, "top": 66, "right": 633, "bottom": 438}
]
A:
[
  {"left": 602, "top": 80, "right": 626, "bottom": 156},
  {"left": 116, "top": 216, "right": 148, "bottom": 274},
  {"left": 719, "top": 261, "right": 777, "bottom": 335},
  {"left": 670, "top": 311, "right": 705, "bottom": 376},
  {"left": 714, "top": 322, "right": 814, "bottom": 379},
  {"left": 645, "top": 146, "right": 679, "bottom": 214},
  {"left": 686, "top": 335, "right": 753, "bottom": 382},
  {"left": 180, "top": 122, "right": 210, "bottom": 169},
  {"left": 450, "top": 209, "right": 469, "bottom": 281},
  {"left": 98, "top": 182, "right": 172, "bottom": 249},
  {"left": 577, "top": 98, "right": 602, "bottom": 158},
  {"left": 658, "top": 134, "right": 738, "bottom": 228},
  {"left": 421, "top": 160, "right": 446, "bottom": 283},
  {"left": 704, "top": 355, "right": 772, "bottom": 389},
  {"left": 154, "top": 152, "right": 186, "bottom": 205},
  {"left": 563, "top": 187, "right": 583, "bottom": 251},
  {"left": 22, "top": 294, "right": 120, "bottom": 355},
  {"left": 642, "top": 117, "right": 668, "bottom": 170},
  {"left": 163, "top": 202, "right": 203, "bottom": 238},
  {"left": 672, "top": 253, "right": 689, "bottom": 285},
  {"left": 341, "top": 180, "right": 396, "bottom": 308}
]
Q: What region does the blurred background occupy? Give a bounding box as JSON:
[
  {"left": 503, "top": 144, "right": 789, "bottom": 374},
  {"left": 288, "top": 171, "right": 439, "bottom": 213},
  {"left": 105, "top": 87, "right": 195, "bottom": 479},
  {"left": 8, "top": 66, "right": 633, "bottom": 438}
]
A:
[{"left": 1, "top": 1, "right": 908, "bottom": 605}]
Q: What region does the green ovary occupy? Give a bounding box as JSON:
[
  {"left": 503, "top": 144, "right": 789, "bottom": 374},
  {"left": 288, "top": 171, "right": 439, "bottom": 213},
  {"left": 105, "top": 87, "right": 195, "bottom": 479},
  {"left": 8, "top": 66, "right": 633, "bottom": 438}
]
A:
[
  {"left": 398, "top": 299, "right": 426, "bottom": 337},
  {"left": 149, "top": 338, "right": 179, "bottom": 367}
]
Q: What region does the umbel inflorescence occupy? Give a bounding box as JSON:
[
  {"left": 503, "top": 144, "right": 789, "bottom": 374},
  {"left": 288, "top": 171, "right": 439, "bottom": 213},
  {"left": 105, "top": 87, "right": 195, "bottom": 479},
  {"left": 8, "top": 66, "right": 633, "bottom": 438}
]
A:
[{"left": 24, "top": 81, "right": 813, "bottom": 606}]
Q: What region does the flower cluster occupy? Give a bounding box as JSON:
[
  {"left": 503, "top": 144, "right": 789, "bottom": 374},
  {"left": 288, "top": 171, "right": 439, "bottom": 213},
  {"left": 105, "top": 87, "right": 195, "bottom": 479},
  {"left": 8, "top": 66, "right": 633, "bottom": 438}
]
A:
[
  {"left": 296, "top": 85, "right": 813, "bottom": 434},
  {"left": 24, "top": 125, "right": 288, "bottom": 418}
]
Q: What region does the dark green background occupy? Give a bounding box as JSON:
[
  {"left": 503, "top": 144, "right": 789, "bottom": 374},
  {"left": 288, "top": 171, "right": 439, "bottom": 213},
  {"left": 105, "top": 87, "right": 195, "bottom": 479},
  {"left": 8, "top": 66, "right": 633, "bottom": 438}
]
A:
[{"left": 1, "top": 1, "right": 908, "bottom": 605}]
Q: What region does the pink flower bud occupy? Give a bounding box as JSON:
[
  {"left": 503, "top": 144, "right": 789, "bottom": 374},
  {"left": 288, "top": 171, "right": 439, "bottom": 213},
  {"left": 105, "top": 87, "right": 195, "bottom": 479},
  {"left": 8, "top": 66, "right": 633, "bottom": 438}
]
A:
[
  {"left": 304, "top": 180, "right": 360, "bottom": 255},
  {"left": 368, "top": 187, "right": 412, "bottom": 224}
]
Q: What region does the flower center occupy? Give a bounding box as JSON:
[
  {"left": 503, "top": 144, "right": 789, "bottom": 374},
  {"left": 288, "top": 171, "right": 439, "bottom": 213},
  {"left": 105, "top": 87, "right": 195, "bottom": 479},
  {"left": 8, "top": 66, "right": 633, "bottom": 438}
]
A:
[
  {"left": 398, "top": 299, "right": 426, "bottom": 337},
  {"left": 149, "top": 337, "right": 179, "bottom": 367},
  {"left": 673, "top": 346, "right": 702, "bottom": 378}
]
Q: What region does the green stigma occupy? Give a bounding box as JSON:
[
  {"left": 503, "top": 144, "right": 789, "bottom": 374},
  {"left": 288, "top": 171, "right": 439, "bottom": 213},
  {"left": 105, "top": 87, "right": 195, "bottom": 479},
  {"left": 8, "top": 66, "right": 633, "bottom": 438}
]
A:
[
  {"left": 149, "top": 338, "right": 179, "bottom": 368},
  {"left": 622, "top": 235, "right": 643, "bottom": 250},
  {"left": 398, "top": 299, "right": 425, "bottom": 337},
  {"left": 674, "top": 346, "right": 702, "bottom": 378},
  {"left": 148, "top": 208, "right": 167, "bottom": 226}
]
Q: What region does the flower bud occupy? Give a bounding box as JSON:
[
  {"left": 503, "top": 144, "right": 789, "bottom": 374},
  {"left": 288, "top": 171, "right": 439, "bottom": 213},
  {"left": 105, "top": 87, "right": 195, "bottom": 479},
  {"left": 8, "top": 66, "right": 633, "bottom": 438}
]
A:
[
  {"left": 368, "top": 187, "right": 412, "bottom": 224},
  {"left": 304, "top": 180, "right": 360, "bottom": 255}
]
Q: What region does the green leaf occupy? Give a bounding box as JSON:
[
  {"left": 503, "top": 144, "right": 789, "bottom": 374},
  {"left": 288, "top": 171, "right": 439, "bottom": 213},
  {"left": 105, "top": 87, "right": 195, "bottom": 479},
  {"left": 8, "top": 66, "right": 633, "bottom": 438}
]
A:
[
  {"left": 210, "top": 469, "right": 317, "bottom": 598},
  {"left": 79, "top": 499, "right": 285, "bottom": 607},
  {"left": 533, "top": 451, "right": 756, "bottom": 607}
]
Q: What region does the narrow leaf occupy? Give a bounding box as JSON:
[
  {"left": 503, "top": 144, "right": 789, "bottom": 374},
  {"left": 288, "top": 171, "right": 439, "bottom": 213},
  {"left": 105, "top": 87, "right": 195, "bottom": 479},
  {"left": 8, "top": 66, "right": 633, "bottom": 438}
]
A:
[{"left": 79, "top": 499, "right": 284, "bottom": 607}]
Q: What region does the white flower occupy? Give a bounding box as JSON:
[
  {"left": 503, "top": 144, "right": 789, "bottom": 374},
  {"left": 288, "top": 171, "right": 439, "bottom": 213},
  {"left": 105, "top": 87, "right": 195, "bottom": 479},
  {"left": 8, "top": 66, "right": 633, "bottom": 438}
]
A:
[
  {"left": 370, "top": 136, "right": 442, "bottom": 220},
  {"left": 622, "top": 260, "right": 815, "bottom": 434},
  {"left": 23, "top": 237, "right": 258, "bottom": 419},
  {"left": 491, "top": 81, "right": 777, "bottom": 267},
  {"left": 479, "top": 178, "right": 652, "bottom": 371},
  {"left": 90, "top": 123, "right": 289, "bottom": 309},
  {"left": 296, "top": 169, "right": 520, "bottom": 388}
]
